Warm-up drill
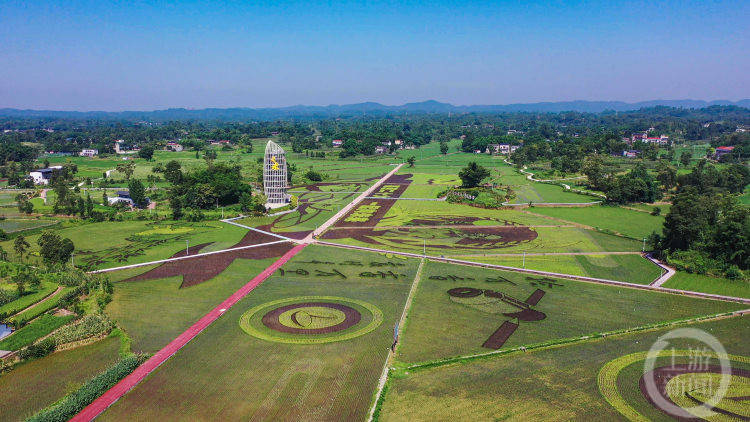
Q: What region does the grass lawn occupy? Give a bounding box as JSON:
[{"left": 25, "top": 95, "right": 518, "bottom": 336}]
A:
[
  {"left": 105, "top": 256, "right": 278, "bottom": 353},
  {"left": 740, "top": 185, "right": 750, "bottom": 205},
  {"left": 462, "top": 253, "right": 663, "bottom": 284},
  {"left": 100, "top": 246, "right": 419, "bottom": 421},
  {"left": 0, "top": 313, "right": 75, "bottom": 350},
  {"left": 379, "top": 315, "right": 748, "bottom": 421},
  {"left": 528, "top": 205, "right": 665, "bottom": 239},
  {"left": 662, "top": 271, "right": 750, "bottom": 299},
  {"left": 0, "top": 335, "right": 120, "bottom": 421},
  {"left": 396, "top": 260, "right": 744, "bottom": 365},
  {"left": 507, "top": 182, "right": 598, "bottom": 204}
]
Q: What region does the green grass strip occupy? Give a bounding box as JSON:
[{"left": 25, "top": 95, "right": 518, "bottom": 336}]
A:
[
  {"left": 0, "top": 314, "right": 75, "bottom": 351},
  {"left": 9, "top": 287, "right": 75, "bottom": 327},
  {"left": 0, "top": 282, "right": 57, "bottom": 318}
]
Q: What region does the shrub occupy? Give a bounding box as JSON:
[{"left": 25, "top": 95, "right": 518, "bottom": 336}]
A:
[
  {"left": 18, "top": 337, "right": 56, "bottom": 360},
  {"left": 667, "top": 249, "right": 715, "bottom": 274},
  {"left": 305, "top": 170, "right": 322, "bottom": 182},
  {"left": 52, "top": 313, "right": 114, "bottom": 345},
  {"left": 0, "top": 289, "right": 17, "bottom": 307},
  {"left": 27, "top": 354, "right": 148, "bottom": 422},
  {"left": 724, "top": 265, "right": 743, "bottom": 280},
  {"left": 185, "top": 208, "right": 205, "bottom": 222},
  {"left": 474, "top": 192, "right": 501, "bottom": 208}
]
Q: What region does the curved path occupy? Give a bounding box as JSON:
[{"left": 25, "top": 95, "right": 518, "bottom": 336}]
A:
[
  {"left": 645, "top": 253, "right": 677, "bottom": 287},
  {"left": 12, "top": 285, "right": 63, "bottom": 317},
  {"left": 316, "top": 240, "right": 750, "bottom": 305}
]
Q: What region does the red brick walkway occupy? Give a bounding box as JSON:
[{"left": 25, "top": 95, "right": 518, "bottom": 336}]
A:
[{"left": 71, "top": 243, "right": 307, "bottom": 422}]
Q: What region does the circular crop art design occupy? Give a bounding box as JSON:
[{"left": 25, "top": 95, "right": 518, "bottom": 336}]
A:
[
  {"left": 240, "top": 296, "right": 382, "bottom": 344},
  {"left": 598, "top": 350, "right": 750, "bottom": 421}
]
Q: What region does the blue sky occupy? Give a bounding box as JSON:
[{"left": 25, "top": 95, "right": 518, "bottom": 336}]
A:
[{"left": 1, "top": 0, "right": 748, "bottom": 110}]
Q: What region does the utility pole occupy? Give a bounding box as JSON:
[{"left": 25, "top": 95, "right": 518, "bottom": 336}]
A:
[
  {"left": 522, "top": 251, "right": 526, "bottom": 269},
  {"left": 642, "top": 238, "right": 646, "bottom": 252},
  {"left": 186, "top": 240, "right": 189, "bottom": 255},
  {"left": 423, "top": 240, "right": 426, "bottom": 257}
]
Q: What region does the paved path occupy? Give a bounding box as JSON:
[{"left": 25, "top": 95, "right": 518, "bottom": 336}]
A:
[
  {"left": 364, "top": 196, "right": 446, "bottom": 201},
  {"left": 317, "top": 241, "right": 750, "bottom": 305},
  {"left": 328, "top": 224, "right": 577, "bottom": 230},
  {"left": 306, "top": 163, "right": 404, "bottom": 241},
  {"left": 71, "top": 243, "right": 306, "bottom": 422},
  {"left": 89, "top": 240, "right": 289, "bottom": 274},
  {"left": 646, "top": 253, "right": 677, "bottom": 287},
  {"left": 454, "top": 251, "right": 642, "bottom": 257},
  {"left": 221, "top": 217, "right": 294, "bottom": 241}
]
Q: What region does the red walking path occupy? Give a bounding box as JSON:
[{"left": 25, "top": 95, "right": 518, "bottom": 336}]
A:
[{"left": 70, "top": 242, "right": 307, "bottom": 422}]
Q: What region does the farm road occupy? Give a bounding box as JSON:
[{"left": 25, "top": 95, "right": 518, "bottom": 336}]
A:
[
  {"left": 317, "top": 241, "right": 750, "bottom": 305},
  {"left": 306, "top": 163, "right": 404, "bottom": 241}
]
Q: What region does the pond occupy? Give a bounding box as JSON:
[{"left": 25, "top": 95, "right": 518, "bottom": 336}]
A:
[{"left": 0, "top": 323, "right": 12, "bottom": 341}]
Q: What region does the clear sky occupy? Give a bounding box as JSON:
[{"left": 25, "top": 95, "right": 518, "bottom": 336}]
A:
[{"left": 1, "top": 0, "right": 748, "bottom": 110}]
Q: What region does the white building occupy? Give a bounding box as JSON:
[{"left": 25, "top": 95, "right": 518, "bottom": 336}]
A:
[
  {"left": 486, "top": 144, "right": 519, "bottom": 154},
  {"left": 166, "top": 141, "right": 184, "bottom": 152},
  {"left": 107, "top": 191, "right": 134, "bottom": 206},
  {"left": 28, "top": 166, "right": 63, "bottom": 185},
  {"left": 79, "top": 149, "right": 98, "bottom": 157}
]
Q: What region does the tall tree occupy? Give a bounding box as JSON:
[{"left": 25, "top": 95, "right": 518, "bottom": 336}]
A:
[
  {"left": 458, "top": 162, "right": 490, "bottom": 188},
  {"left": 128, "top": 179, "right": 148, "bottom": 208}
]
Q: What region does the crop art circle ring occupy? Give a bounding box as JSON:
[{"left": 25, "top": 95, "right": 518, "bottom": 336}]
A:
[{"left": 239, "top": 296, "right": 383, "bottom": 344}]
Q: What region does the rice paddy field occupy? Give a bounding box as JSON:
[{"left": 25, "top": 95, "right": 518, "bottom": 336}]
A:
[
  {"left": 0, "top": 335, "right": 121, "bottom": 421},
  {"left": 461, "top": 253, "right": 663, "bottom": 284},
  {"left": 2, "top": 144, "right": 746, "bottom": 422},
  {"left": 527, "top": 205, "right": 666, "bottom": 239},
  {"left": 105, "top": 257, "right": 279, "bottom": 353},
  {"left": 395, "top": 261, "right": 744, "bottom": 365},
  {"left": 99, "top": 246, "right": 419, "bottom": 421},
  {"left": 0, "top": 219, "right": 251, "bottom": 270},
  {"left": 379, "top": 315, "right": 749, "bottom": 421}
]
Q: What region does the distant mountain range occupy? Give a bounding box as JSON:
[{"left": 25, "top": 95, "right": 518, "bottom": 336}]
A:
[{"left": 1, "top": 99, "right": 749, "bottom": 121}]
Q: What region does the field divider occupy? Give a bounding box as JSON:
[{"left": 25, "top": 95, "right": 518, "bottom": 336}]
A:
[
  {"left": 315, "top": 241, "right": 750, "bottom": 305},
  {"left": 398, "top": 309, "right": 749, "bottom": 374},
  {"left": 220, "top": 217, "right": 295, "bottom": 241},
  {"left": 367, "top": 258, "right": 426, "bottom": 422},
  {"left": 309, "top": 163, "right": 404, "bottom": 240},
  {"left": 70, "top": 242, "right": 307, "bottom": 422},
  {"left": 87, "top": 240, "right": 289, "bottom": 274}
]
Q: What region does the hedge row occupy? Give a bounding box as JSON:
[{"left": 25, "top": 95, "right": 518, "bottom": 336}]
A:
[{"left": 27, "top": 353, "right": 148, "bottom": 422}]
